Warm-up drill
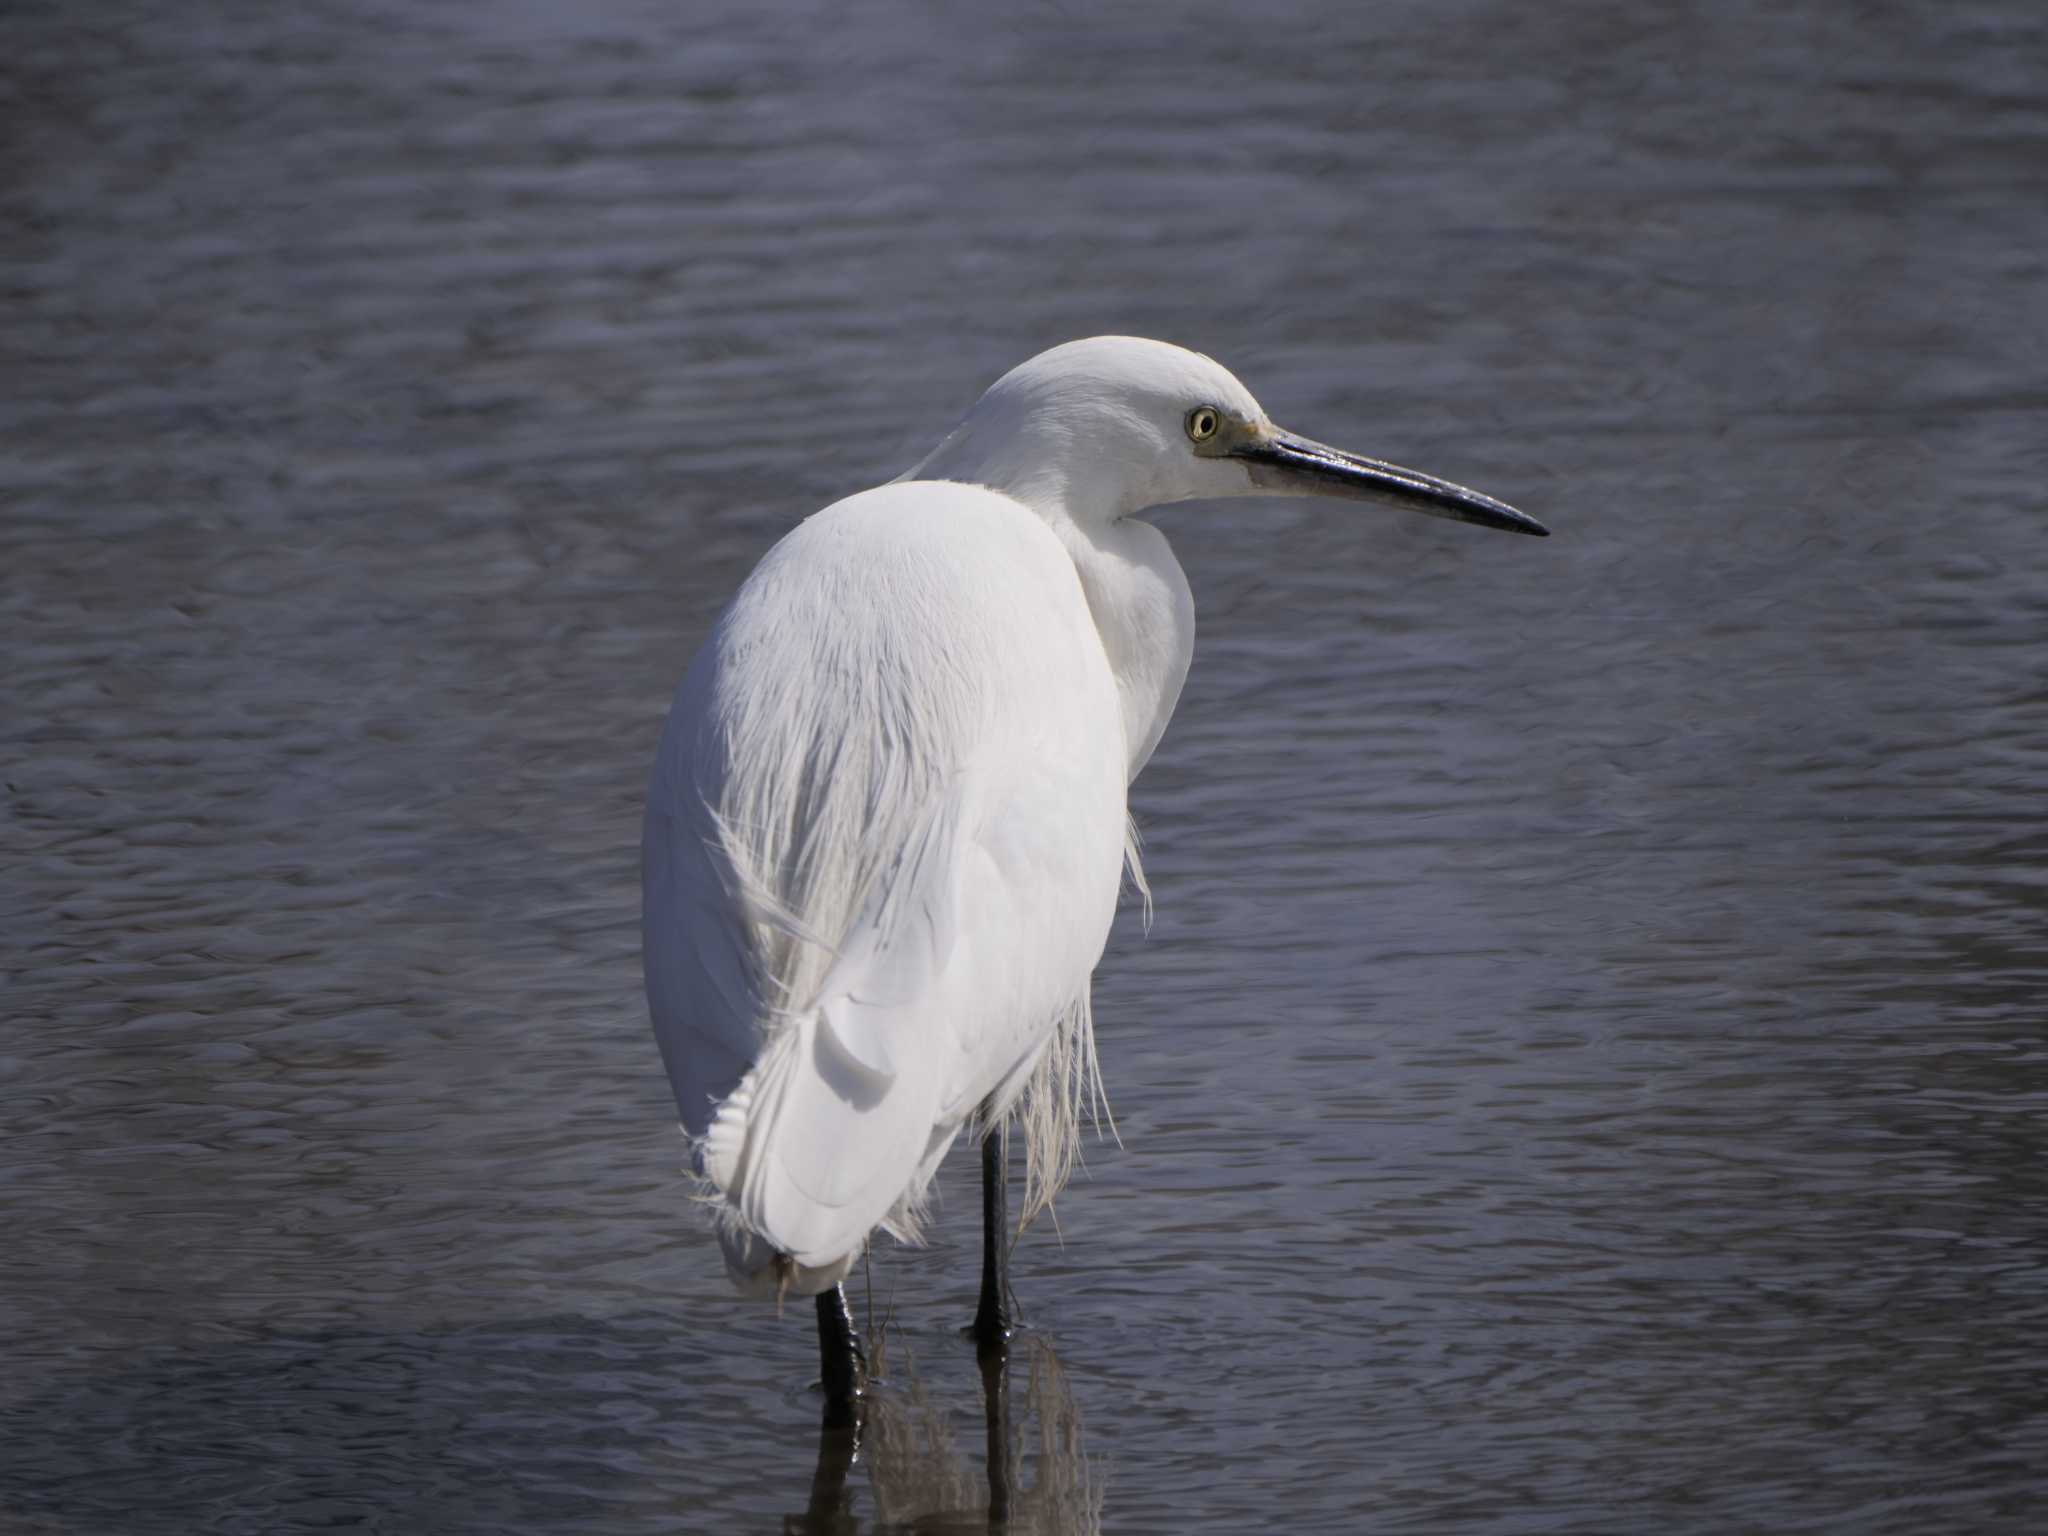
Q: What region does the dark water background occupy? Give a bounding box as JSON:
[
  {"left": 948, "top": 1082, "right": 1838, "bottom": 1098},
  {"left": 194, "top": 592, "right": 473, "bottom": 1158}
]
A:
[{"left": 5, "top": 1, "right": 2045, "bottom": 1530}]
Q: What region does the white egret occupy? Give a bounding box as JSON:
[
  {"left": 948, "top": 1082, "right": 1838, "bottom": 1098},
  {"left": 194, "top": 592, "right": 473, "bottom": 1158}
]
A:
[{"left": 642, "top": 336, "right": 1545, "bottom": 1419}]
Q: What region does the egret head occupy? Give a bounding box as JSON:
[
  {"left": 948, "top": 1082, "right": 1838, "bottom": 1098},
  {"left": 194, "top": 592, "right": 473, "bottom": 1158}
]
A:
[{"left": 911, "top": 335, "right": 1546, "bottom": 536}]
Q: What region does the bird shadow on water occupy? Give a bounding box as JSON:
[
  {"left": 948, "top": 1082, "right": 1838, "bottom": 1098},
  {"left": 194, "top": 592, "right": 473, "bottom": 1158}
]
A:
[
  {"left": 794, "top": 1332, "right": 1102, "bottom": 1535},
  {"left": 0, "top": 1314, "right": 1099, "bottom": 1534}
]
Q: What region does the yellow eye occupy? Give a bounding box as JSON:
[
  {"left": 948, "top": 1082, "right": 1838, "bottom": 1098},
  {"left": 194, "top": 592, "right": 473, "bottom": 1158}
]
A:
[{"left": 1186, "top": 407, "right": 1220, "bottom": 442}]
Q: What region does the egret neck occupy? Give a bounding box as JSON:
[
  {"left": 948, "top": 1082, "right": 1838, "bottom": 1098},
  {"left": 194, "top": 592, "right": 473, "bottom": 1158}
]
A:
[
  {"left": 1036, "top": 506, "right": 1193, "bottom": 784},
  {"left": 908, "top": 392, "right": 1206, "bottom": 785}
]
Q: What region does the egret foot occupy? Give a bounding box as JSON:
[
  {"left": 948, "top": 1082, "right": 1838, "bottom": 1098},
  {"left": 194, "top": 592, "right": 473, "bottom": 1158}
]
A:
[
  {"left": 967, "top": 1114, "right": 1016, "bottom": 1358},
  {"left": 815, "top": 1284, "right": 867, "bottom": 1429}
]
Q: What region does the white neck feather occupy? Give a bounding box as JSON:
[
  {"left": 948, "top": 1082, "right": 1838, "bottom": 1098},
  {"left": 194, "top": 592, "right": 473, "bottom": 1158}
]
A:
[
  {"left": 904, "top": 360, "right": 1214, "bottom": 782},
  {"left": 1035, "top": 507, "right": 1196, "bottom": 784}
]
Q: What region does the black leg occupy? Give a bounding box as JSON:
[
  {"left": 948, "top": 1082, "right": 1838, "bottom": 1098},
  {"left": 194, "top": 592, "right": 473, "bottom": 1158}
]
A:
[
  {"left": 815, "top": 1284, "right": 866, "bottom": 1428},
  {"left": 969, "top": 1109, "right": 1013, "bottom": 1356}
]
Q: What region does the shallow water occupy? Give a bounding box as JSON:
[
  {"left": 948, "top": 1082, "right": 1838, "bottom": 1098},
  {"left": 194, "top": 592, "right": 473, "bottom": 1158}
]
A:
[{"left": 5, "top": 1, "right": 2045, "bottom": 1530}]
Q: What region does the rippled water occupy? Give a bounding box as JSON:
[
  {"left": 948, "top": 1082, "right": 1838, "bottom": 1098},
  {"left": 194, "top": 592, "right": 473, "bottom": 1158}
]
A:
[{"left": 5, "top": 1, "right": 2045, "bottom": 1530}]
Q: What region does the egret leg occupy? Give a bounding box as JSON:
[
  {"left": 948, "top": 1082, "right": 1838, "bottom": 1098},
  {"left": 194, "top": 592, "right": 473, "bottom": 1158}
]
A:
[
  {"left": 815, "top": 1284, "right": 866, "bottom": 1428},
  {"left": 969, "top": 1108, "right": 1014, "bottom": 1355}
]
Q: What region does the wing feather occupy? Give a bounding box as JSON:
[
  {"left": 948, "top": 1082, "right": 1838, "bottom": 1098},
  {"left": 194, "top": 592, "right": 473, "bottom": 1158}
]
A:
[{"left": 642, "top": 481, "right": 1128, "bottom": 1283}]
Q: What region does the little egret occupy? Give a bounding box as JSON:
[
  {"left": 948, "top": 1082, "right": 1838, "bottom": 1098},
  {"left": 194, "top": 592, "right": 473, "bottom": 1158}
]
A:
[{"left": 642, "top": 336, "right": 1546, "bottom": 1419}]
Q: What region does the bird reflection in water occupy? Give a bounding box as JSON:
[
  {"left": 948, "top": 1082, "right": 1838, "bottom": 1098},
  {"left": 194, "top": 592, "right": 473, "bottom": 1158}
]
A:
[{"left": 787, "top": 1334, "right": 1101, "bottom": 1534}]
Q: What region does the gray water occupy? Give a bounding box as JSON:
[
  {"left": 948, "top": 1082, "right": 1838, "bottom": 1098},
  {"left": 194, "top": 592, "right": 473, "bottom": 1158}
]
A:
[{"left": 5, "top": 1, "right": 2045, "bottom": 1530}]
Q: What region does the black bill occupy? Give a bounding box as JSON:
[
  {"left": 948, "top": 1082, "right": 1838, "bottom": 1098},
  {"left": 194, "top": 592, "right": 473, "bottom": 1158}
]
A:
[{"left": 1235, "top": 432, "right": 1549, "bottom": 536}]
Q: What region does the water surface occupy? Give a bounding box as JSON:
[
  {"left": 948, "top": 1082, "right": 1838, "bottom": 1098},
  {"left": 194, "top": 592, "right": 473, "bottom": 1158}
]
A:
[{"left": 5, "top": 1, "right": 2045, "bottom": 1530}]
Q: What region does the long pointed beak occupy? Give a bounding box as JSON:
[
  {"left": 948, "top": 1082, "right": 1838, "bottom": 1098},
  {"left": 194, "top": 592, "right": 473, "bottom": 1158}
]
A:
[{"left": 1234, "top": 430, "right": 1549, "bottom": 537}]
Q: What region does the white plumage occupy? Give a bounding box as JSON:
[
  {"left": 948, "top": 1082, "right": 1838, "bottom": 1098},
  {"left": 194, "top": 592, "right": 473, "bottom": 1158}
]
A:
[{"left": 641, "top": 336, "right": 1544, "bottom": 1299}]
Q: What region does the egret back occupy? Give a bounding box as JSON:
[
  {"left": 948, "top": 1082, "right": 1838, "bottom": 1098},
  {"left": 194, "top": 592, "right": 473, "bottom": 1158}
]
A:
[{"left": 642, "top": 481, "right": 1129, "bottom": 1282}]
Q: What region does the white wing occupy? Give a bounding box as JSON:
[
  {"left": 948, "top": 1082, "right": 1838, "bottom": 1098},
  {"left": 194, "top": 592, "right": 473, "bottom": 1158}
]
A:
[{"left": 642, "top": 481, "right": 1128, "bottom": 1279}]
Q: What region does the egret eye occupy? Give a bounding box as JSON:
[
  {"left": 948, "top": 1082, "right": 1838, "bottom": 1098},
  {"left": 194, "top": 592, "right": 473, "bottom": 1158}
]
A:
[{"left": 1186, "top": 407, "right": 1220, "bottom": 442}]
